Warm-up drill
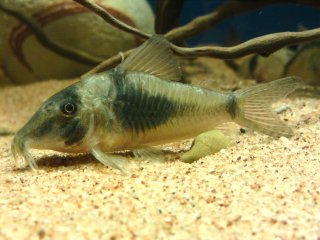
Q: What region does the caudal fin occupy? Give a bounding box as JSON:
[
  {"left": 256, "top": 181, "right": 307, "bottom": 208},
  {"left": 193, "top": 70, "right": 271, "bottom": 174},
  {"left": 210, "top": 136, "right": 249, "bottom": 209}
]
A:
[{"left": 233, "top": 77, "right": 302, "bottom": 138}]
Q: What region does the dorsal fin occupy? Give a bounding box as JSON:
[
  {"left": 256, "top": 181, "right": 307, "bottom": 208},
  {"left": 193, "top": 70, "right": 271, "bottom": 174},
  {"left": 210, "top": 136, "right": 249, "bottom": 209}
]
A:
[{"left": 119, "top": 35, "right": 181, "bottom": 81}]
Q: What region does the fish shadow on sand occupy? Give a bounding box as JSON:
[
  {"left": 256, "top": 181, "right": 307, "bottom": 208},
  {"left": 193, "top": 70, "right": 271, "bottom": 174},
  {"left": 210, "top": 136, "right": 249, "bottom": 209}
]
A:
[
  {"left": 12, "top": 148, "right": 180, "bottom": 172},
  {"left": 12, "top": 154, "right": 96, "bottom": 172},
  {"left": 36, "top": 154, "right": 96, "bottom": 168},
  {"left": 12, "top": 151, "right": 138, "bottom": 172}
]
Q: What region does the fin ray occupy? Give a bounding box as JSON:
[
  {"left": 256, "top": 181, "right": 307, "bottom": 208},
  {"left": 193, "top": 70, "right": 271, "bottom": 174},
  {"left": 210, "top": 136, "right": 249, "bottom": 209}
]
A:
[
  {"left": 119, "top": 35, "right": 181, "bottom": 81},
  {"left": 132, "top": 146, "right": 165, "bottom": 162},
  {"left": 233, "top": 76, "right": 302, "bottom": 138},
  {"left": 91, "top": 147, "right": 129, "bottom": 173}
]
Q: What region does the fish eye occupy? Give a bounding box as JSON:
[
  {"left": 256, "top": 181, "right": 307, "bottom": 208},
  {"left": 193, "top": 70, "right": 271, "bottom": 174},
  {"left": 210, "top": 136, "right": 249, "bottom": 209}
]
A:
[{"left": 61, "top": 102, "right": 77, "bottom": 115}]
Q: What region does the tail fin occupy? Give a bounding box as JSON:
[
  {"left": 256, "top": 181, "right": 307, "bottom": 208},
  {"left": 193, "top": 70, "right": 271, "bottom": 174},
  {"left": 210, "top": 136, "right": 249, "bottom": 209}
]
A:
[{"left": 233, "top": 77, "right": 302, "bottom": 138}]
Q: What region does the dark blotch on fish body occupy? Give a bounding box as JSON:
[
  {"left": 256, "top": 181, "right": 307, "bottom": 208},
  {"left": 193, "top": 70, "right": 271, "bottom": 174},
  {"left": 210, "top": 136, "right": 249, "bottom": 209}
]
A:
[
  {"left": 61, "top": 118, "right": 87, "bottom": 146},
  {"left": 111, "top": 69, "right": 177, "bottom": 133},
  {"left": 33, "top": 117, "right": 54, "bottom": 138}
]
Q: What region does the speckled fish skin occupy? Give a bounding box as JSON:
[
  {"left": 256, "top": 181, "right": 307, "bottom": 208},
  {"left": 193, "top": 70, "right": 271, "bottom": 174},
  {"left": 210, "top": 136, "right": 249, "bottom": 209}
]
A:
[{"left": 11, "top": 35, "right": 302, "bottom": 170}]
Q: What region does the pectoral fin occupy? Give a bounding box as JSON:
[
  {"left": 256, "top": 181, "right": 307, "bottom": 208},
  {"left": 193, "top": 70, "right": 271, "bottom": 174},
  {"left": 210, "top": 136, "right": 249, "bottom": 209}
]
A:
[{"left": 91, "top": 146, "right": 129, "bottom": 173}]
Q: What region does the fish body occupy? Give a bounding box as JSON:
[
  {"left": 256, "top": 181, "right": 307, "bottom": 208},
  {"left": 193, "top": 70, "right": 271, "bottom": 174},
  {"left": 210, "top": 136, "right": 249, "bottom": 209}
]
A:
[
  {"left": 12, "top": 35, "right": 302, "bottom": 170},
  {"left": 82, "top": 68, "right": 229, "bottom": 151}
]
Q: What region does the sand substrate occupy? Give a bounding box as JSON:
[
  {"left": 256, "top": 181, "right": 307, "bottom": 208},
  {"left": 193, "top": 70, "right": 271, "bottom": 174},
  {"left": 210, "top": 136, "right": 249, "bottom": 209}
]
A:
[{"left": 0, "top": 59, "right": 320, "bottom": 239}]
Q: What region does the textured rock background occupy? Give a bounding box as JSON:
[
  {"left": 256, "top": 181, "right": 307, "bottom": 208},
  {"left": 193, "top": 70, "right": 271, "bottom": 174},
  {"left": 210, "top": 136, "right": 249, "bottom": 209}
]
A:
[{"left": 0, "top": 0, "right": 154, "bottom": 83}]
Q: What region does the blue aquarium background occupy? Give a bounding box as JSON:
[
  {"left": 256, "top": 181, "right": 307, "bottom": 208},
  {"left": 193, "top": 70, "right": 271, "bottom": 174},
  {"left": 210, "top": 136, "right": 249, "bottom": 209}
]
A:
[{"left": 147, "top": 0, "right": 320, "bottom": 46}]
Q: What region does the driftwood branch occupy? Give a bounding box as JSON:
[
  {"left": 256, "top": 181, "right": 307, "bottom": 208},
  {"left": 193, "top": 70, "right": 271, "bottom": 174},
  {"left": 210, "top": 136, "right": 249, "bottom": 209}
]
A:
[
  {"left": 164, "top": 0, "right": 320, "bottom": 42},
  {"left": 165, "top": 0, "right": 278, "bottom": 42},
  {"left": 171, "top": 28, "right": 320, "bottom": 58},
  {"left": 75, "top": 0, "right": 320, "bottom": 76},
  {"left": 73, "top": 0, "right": 151, "bottom": 40},
  {"left": 74, "top": 0, "right": 280, "bottom": 42},
  {"left": 0, "top": 1, "right": 102, "bottom": 65},
  {"left": 2, "top": 0, "right": 319, "bottom": 77},
  {"left": 75, "top": 0, "right": 320, "bottom": 44},
  {"left": 81, "top": 28, "right": 320, "bottom": 78}
]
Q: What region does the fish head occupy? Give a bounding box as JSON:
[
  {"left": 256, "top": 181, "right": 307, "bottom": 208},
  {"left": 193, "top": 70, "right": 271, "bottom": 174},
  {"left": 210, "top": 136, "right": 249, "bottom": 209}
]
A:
[{"left": 12, "top": 84, "right": 94, "bottom": 169}]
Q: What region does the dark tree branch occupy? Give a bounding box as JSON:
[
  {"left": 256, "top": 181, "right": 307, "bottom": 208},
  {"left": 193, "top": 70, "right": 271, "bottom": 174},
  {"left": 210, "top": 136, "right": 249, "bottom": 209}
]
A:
[{"left": 155, "top": 0, "right": 185, "bottom": 34}]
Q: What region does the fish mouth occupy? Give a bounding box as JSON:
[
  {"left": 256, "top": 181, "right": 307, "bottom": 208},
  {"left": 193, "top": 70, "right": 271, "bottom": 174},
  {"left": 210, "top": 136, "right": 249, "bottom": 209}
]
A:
[{"left": 11, "top": 134, "right": 38, "bottom": 170}]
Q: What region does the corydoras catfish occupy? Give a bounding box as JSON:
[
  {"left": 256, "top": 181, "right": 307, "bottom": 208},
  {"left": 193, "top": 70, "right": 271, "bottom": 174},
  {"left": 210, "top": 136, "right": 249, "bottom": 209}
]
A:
[{"left": 12, "top": 35, "right": 302, "bottom": 171}]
